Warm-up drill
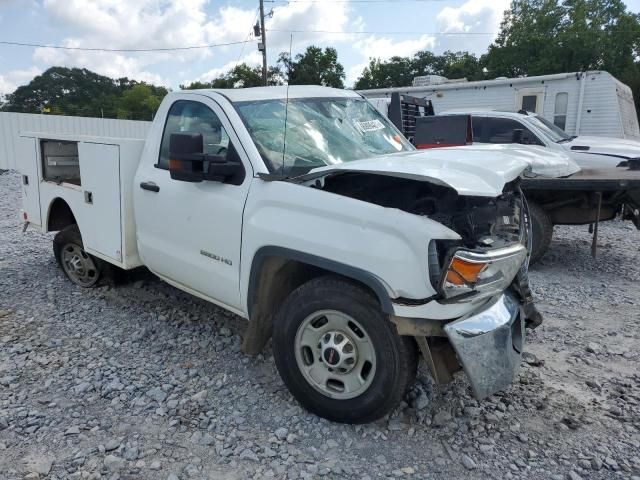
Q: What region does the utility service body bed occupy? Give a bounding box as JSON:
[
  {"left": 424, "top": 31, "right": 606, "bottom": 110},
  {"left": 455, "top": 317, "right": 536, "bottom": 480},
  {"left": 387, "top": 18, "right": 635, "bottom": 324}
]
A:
[{"left": 18, "top": 132, "right": 146, "bottom": 269}]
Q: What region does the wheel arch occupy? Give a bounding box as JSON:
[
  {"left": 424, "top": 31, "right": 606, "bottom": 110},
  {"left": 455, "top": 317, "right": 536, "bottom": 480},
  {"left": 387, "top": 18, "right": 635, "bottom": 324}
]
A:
[
  {"left": 242, "top": 246, "right": 394, "bottom": 355},
  {"left": 46, "top": 197, "right": 77, "bottom": 232}
]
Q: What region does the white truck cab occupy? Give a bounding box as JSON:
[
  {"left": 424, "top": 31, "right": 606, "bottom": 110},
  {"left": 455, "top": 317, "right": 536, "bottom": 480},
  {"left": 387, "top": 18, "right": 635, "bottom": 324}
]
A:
[
  {"left": 440, "top": 109, "right": 640, "bottom": 169},
  {"left": 18, "top": 86, "right": 540, "bottom": 423}
]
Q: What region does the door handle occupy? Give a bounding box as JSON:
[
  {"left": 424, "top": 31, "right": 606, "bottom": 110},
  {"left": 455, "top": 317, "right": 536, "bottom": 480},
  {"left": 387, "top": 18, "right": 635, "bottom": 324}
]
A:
[{"left": 140, "top": 181, "right": 159, "bottom": 192}]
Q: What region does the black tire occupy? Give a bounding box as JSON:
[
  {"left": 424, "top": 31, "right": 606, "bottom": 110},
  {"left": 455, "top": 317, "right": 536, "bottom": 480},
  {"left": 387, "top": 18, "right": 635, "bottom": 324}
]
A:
[
  {"left": 528, "top": 202, "right": 553, "bottom": 265},
  {"left": 272, "top": 275, "right": 418, "bottom": 424},
  {"left": 53, "top": 225, "right": 103, "bottom": 287}
]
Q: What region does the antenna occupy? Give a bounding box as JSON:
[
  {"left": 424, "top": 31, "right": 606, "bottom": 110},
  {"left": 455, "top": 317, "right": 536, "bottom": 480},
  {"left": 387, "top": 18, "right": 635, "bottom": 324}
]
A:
[{"left": 281, "top": 33, "right": 293, "bottom": 178}]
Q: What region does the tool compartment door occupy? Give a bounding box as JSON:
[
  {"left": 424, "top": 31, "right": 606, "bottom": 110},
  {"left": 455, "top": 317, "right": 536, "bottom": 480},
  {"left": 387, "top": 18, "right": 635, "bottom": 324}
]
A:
[
  {"left": 78, "top": 142, "right": 122, "bottom": 262},
  {"left": 17, "top": 137, "right": 42, "bottom": 226}
]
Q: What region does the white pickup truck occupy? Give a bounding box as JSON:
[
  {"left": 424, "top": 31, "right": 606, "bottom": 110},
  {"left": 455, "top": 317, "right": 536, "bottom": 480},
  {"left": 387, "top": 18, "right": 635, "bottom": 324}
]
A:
[
  {"left": 439, "top": 109, "right": 640, "bottom": 169},
  {"left": 18, "top": 86, "right": 539, "bottom": 423}
]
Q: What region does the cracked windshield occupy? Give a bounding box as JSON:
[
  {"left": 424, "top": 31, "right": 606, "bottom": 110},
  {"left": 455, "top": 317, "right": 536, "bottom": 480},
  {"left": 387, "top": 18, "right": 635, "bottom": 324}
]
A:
[{"left": 235, "top": 97, "right": 414, "bottom": 176}]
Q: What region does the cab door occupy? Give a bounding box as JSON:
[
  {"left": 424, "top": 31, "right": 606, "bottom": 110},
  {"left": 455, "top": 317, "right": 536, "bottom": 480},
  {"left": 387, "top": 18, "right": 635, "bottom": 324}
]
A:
[{"left": 134, "top": 96, "right": 252, "bottom": 312}]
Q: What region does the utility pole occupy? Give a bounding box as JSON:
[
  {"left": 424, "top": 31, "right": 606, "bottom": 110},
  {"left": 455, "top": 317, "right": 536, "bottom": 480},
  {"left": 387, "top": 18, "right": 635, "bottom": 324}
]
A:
[{"left": 258, "top": 0, "right": 268, "bottom": 86}]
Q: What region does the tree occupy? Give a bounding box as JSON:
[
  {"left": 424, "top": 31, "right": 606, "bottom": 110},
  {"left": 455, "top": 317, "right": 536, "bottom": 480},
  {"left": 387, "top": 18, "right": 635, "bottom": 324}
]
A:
[
  {"left": 2, "top": 66, "right": 129, "bottom": 115},
  {"left": 433, "top": 51, "right": 486, "bottom": 81},
  {"left": 482, "top": 0, "right": 566, "bottom": 77},
  {"left": 116, "top": 83, "right": 168, "bottom": 120},
  {"left": 354, "top": 57, "right": 416, "bottom": 90},
  {"left": 180, "top": 63, "right": 282, "bottom": 90},
  {"left": 483, "top": 0, "right": 640, "bottom": 118},
  {"left": 1, "top": 66, "right": 168, "bottom": 120},
  {"left": 279, "top": 46, "right": 345, "bottom": 88},
  {"left": 354, "top": 50, "right": 484, "bottom": 90}
]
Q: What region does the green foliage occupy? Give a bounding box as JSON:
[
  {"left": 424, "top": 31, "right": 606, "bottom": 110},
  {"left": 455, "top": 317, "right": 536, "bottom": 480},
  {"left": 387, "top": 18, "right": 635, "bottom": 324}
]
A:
[
  {"left": 180, "top": 63, "right": 282, "bottom": 90},
  {"left": 353, "top": 0, "right": 640, "bottom": 120},
  {"left": 1, "top": 66, "right": 168, "bottom": 120},
  {"left": 279, "top": 46, "right": 345, "bottom": 88},
  {"left": 483, "top": 0, "right": 640, "bottom": 114},
  {"left": 354, "top": 50, "right": 485, "bottom": 90},
  {"left": 116, "top": 84, "right": 167, "bottom": 120}
]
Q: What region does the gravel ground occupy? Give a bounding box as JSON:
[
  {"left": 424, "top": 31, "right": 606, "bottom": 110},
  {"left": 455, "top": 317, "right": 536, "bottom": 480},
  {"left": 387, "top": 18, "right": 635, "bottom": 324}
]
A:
[{"left": 0, "top": 169, "right": 639, "bottom": 480}]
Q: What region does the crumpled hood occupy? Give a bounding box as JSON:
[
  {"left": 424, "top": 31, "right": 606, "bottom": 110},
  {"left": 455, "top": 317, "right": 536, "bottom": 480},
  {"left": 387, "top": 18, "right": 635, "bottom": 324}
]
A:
[
  {"left": 565, "top": 135, "right": 640, "bottom": 160},
  {"left": 440, "top": 143, "right": 580, "bottom": 178},
  {"left": 304, "top": 148, "right": 530, "bottom": 197}
]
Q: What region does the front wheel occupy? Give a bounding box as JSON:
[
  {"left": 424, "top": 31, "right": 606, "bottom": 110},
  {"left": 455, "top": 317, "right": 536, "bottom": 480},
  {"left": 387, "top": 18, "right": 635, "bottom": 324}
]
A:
[
  {"left": 272, "top": 276, "right": 417, "bottom": 423},
  {"left": 528, "top": 202, "right": 553, "bottom": 265}
]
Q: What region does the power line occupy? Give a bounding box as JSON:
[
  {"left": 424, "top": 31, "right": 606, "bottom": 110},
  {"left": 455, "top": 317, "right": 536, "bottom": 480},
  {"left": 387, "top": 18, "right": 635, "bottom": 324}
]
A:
[
  {"left": 267, "top": 29, "right": 499, "bottom": 35},
  {"left": 266, "top": 0, "right": 449, "bottom": 3},
  {"left": 0, "top": 40, "right": 249, "bottom": 52},
  {"left": 266, "top": 28, "right": 639, "bottom": 35},
  {"left": 236, "top": 7, "right": 262, "bottom": 67}
]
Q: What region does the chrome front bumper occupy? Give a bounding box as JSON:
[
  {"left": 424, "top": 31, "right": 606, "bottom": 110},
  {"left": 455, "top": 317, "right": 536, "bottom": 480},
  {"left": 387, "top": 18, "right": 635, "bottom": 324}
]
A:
[{"left": 443, "top": 291, "right": 524, "bottom": 399}]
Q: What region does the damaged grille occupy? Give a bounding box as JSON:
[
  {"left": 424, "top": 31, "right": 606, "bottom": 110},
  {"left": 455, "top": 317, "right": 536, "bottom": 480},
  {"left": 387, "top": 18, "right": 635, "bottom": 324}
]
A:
[
  {"left": 425, "top": 189, "right": 524, "bottom": 249},
  {"left": 320, "top": 173, "right": 526, "bottom": 249}
]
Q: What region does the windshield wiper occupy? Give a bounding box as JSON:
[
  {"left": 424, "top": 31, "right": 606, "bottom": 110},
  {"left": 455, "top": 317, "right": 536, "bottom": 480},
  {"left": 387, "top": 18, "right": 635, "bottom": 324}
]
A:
[{"left": 556, "top": 137, "right": 573, "bottom": 144}]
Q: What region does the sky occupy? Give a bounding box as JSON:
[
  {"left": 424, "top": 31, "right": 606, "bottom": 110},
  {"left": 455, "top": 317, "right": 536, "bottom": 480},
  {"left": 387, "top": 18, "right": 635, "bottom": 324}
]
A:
[{"left": 0, "top": 0, "right": 639, "bottom": 97}]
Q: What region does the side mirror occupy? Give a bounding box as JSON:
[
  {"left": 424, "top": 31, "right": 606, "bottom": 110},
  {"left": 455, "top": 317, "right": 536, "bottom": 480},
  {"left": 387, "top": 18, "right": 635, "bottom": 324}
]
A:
[
  {"left": 206, "top": 159, "right": 244, "bottom": 183},
  {"left": 169, "top": 132, "right": 245, "bottom": 184},
  {"left": 169, "top": 132, "right": 205, "bottom": 182}
]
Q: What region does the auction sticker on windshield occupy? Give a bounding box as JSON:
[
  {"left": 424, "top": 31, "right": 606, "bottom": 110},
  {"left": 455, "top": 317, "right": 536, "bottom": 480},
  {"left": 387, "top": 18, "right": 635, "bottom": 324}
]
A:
[{"left": 355, "top": 119, "right": 385, "bottom": 133}]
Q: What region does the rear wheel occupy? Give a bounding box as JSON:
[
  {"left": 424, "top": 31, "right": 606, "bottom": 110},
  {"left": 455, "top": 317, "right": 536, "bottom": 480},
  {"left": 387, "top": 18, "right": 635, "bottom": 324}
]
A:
[
  {"left": 272, "top": 276, "right": 417, "bottom": 423},
  {"left": 53, "top": 225, "right": 102, "bottom": 287},
  {"left": 528, "top": 202, "right": 553, "bottom": 265}
]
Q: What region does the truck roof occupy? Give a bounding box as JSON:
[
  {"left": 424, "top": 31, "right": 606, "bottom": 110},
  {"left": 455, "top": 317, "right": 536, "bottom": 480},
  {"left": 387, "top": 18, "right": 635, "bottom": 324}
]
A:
[{"left": 179, "top": 85, "right": 361, "bottom": 103}]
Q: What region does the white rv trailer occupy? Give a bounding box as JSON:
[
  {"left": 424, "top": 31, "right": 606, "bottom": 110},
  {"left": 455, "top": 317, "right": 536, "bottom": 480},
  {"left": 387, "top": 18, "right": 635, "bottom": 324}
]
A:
[{"left": 358, "top": 71, "right": 640, "bottom": 140}]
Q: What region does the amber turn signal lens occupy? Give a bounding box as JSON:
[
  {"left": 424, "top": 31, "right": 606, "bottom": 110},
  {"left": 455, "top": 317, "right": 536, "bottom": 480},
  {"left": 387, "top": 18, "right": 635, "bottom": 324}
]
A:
[{"left": 446, "top": 258, "right": 488, "bottom": 286}]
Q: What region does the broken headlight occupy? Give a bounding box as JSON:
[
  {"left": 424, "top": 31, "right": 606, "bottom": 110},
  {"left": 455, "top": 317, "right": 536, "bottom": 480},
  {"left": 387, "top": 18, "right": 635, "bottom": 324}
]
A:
[{"left": 440, "top": 244, "right": 527, "bottom": 301}]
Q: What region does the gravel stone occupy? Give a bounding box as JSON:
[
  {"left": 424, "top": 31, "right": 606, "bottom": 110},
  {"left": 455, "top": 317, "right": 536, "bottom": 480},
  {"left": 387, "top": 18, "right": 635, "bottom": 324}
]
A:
[
  {"left": 432, "top": 410, "right": 452, "bottom": 427},
  {"left": 105, "top": 439, "right": 121, "bottom": 451},
  {"left": 23, "top": 455, "right": 53, "bottom": 475},
  {"left": 0, "top": 170, "right": 639, "bottom": 479},
  {"left": 461, "top": 454, "right": 477, "bottom": 470},
  {"left": 274, "top": 427, "right": 288, "bottom": 440},
  {"left": 104, "top": 454, "right": 124, "bottom": 471}
]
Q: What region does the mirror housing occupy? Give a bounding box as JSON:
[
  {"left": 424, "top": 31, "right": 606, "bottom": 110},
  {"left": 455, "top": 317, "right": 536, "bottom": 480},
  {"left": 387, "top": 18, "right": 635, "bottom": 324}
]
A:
[
  {"left": 169, "top": 133, "right": 205, "bottom": 182},
  {"left": 206, "top": 159, "right": 244, "bottom": 183},
  {"left": 169, "top": 133, "right": 244, "bottom": 184}
]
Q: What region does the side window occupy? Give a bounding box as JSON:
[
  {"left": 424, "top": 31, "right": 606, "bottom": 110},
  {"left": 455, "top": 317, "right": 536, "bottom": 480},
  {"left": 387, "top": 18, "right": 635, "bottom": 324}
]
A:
[
  {"left": 157, "top": 100, "right": 232, "bottom": 169},
  {"left": 554, "top": 92, "right": 568, "bottom": 131},
  {"left": 483, "top": 117, "right": 543, "bottom": 146},
  {"left": 471, "top": 117, "right": 487, "bottom": 142}
]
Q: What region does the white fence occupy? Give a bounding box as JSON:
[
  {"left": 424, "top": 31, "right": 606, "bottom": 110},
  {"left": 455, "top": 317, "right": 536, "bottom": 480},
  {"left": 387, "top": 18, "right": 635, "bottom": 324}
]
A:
[{"left": 0, "top": 112, "right": 151, "bottom": 170}]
